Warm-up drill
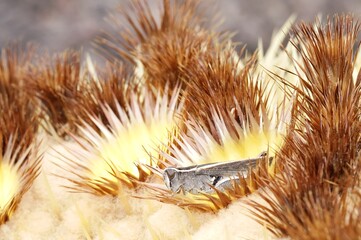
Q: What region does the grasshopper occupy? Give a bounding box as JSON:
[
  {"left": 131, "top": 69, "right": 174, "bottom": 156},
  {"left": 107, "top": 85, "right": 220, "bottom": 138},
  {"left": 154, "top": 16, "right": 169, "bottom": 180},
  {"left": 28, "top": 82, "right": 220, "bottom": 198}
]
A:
[{"left": 163, "top": 152, "right": 270, "bottom": 194}]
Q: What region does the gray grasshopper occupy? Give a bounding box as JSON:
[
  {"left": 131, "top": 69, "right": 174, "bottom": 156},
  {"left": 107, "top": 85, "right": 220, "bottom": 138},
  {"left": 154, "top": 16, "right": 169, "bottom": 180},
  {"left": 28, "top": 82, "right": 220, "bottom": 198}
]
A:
[{"left": 163, "top": 153, "right": 270, "bottom": 194}]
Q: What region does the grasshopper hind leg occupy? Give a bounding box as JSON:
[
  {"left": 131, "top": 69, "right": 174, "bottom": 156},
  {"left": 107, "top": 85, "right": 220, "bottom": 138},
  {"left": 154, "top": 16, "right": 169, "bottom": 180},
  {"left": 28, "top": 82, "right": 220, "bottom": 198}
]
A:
[
  {"left": 213, "top": 176, "right": 240, "bottom": 192},
  {"left": 211, "top": 175, "right": 222, "bottom": 186}
]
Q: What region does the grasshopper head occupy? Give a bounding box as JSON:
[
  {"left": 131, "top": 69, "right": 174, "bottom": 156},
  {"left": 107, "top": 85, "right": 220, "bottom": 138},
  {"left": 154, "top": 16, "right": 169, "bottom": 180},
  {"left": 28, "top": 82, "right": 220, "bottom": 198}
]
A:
[{"left": 163, "top": 167, "right": 181, "bottom": 193}]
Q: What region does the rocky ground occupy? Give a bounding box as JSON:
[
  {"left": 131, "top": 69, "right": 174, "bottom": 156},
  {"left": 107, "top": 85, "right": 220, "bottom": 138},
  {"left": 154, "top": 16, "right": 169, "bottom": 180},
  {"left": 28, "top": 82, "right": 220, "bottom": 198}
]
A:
[{"left": 1, "top": 0, "right": 360, "bottom": 52}]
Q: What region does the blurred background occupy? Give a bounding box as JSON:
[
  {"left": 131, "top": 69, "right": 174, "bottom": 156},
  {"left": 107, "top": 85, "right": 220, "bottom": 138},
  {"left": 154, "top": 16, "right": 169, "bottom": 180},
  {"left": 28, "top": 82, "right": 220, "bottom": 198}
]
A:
[{"left": 0, "top": 0, "right": 360, "bottom": 53}]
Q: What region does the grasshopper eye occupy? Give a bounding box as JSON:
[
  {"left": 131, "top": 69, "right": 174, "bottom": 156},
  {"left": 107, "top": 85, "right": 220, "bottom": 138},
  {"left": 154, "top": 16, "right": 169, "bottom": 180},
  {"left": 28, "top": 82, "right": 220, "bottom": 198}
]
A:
[
  {"left": 166, "top": 168, "right": 176, "bottom": 180},
  {"left": 163, "top": 168, "right": 178, "bottom": 191}
]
